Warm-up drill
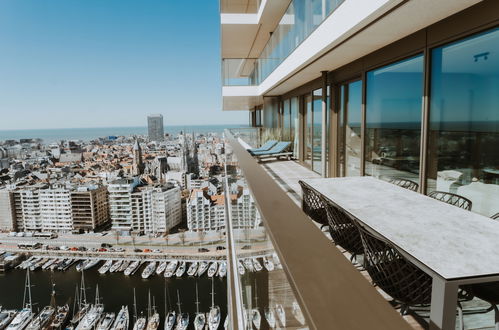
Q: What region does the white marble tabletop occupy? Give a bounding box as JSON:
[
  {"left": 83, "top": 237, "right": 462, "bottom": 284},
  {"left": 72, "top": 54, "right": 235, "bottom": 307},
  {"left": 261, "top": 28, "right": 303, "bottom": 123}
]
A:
[{"left": 303, "top": 176, "right": 499, "bottom": 280}]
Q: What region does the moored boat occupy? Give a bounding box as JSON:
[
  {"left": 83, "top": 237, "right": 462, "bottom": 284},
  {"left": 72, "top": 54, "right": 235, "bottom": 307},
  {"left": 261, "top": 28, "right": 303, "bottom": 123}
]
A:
[
  {"left": 196, "top": 262, "right": 208, "bottom": 276},
  {"left": 118, "top": 260, "right": 129, "bottom": 272},
  {"left": 75, "top": 304, "right": 104, "bottom": 330},
  {"left": 96, "top": 313, "right": 115, "bottom": 330},
  {"left": 263, "top": 257, "right": 274, "bottom": 272},
  {"left": 207, "top": 262, "right": 218, "bottom": 278},
  {"left": 252, "top": 258, "right": 263, "bottom": 272},
  {"left": 26, "top": 306, "right": 55, "bottom": 330},
  {"left": 207, "top": 278, "right": 220, "bottom": 330},
  {"left": 275, "top": 304, "right": 285, "bottom": 327},
  {"left": 6, "top": 309, "right": 33, "bottom": 330},
  {"left": 109, "top": 260, "right": 123, "bottom": 273},
  {"left": 217, "top": 261, "right": 226, "bottom": 278},
  {"left": 83, "top": 259, "right": 100, "bottom": 271},
  {"left": 110, "top": 306, "right": 128, "bottom": 330},
  {"left": 164, "top": 311, "right": 175, "bottom": 330},
  {"left": 164, "top": 261, "right": 178, "bottom": 278},
  {"left": 186, "top": 262, "right": 198, "bottom": 276},
  {"left": 292, "top": 301, "right": 305, "bottom": 325},
  {"left": 0, "top": 310, "right": 16, "bottom": 330},
  {"left": 124, "top": 261, "right": 140, "bottom": 276},
  {"left": 243, "top": 259, "right": 254, "bottom": 272},
  {"left": 146, "top": 313, "right": 159, "bottom": 330},
  {"left": 193, "top": 283, "right": 205, "bottom": 330},
  {"left": 156, "top": 261, "right": 167, "bottom": 275},
  {"left": 252, "top": 309, "right": 261, "bottom": 329},
  {"left": 174, "top": 262, "right": 186, "bottom": 277},
  {"left": 45, "top": 304, "right": 69, "bottom": 330},
  {"left": 98, "top": 260, "right": 113, "bottom": 274},
  {"left": 237, "top": 261, "right": 245, "bottom": 275},
  {"left": 75, "top": 260, "right": 89, "bottom": 272},
  {"left": 132, "top": 317, "right": 146, "bottom": 330},
  {"left": 141, "top": 262, "right": 157, "bottom": 279},
  {"left": 264, "top": 307, "right": 276, "bottom": 328}
]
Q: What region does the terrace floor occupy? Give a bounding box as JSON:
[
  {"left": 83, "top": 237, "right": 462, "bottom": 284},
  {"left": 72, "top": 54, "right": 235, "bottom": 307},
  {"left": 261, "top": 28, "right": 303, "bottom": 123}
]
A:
[{"left": 260, "top": 159, "right": 496, "bottom": 330}]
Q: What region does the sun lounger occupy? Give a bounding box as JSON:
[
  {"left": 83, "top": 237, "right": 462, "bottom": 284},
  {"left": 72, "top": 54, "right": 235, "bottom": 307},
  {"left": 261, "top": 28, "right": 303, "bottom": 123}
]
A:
[
  {"left": 252, "top": 141, "right": 293, "bottom": 160},
  {"left": 248, "top": 140, "right": 277, "bottom": 154}
]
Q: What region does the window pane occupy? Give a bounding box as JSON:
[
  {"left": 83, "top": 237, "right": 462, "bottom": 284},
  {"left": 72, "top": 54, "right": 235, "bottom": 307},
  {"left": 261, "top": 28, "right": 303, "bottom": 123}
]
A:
[
  {"left": 365, "top": 55, "right": 424, "bottom": 184},
  {"left": 283, "top": 99, "right": 291, "bottom": 140},
  {"left": 290, "top": 97, "right": 300, "bottom": 159},
  {"left": 305, "top": 94, "right": 313, "bottom": 166},
  {"left": 312, "top": 89, "right": 323, "bottom": 174},
  {"left": 345, "top": 80, "right": 362, "bottom": 176},
  {"left": 428, "top": 28, "right": 499, "bottom": 217}
]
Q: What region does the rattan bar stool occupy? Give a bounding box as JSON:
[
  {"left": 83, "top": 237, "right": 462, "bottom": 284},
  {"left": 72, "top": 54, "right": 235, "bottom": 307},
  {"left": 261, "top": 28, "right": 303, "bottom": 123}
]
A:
[
  {"left": 320, "top": 195, "right": 364, "bottom": 261},
  {"left": 298, "top": 180, "right": 329, "bottom": 231},
  {"left": 428, "top": 191, "right": 472, "bottom": 210},
  {"left": 355, "top": 222, "right": 433, "bottom": 315},
  {"left": 389, "top": 177, "right": 419, "bottom": 192}
]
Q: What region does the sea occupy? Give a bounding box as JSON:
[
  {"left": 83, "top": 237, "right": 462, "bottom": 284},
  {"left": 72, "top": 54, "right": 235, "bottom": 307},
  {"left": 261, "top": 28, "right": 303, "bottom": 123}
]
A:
[{"left": 0, "top": 125, "right": 249, "bottom": 144}]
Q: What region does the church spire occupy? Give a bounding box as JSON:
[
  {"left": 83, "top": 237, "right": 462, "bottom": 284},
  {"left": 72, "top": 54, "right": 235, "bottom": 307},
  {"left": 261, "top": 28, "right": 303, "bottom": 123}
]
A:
[{"left": 132, "top": 139, "right": 144, "bottom": 176}]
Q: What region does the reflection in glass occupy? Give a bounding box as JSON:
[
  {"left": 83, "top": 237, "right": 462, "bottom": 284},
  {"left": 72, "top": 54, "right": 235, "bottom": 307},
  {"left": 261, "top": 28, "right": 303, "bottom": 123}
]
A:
[
  {"left": 290, "top": 97, "right": 300, "bottom": 159},
  {"left": 283, "top": 99, "right": 291, "bottom": 141},
  {"left": 365, "top": 55, "right": 423, "bottom": 183},
  {"left": 341, "top": 80, "right": 362, "bottom": 177},
  {"left": 428, "top": 28, "right": 499, "bottom": 216},
  {"left": 304, "top": 94, "right": 313, "bottom": 167},
  {"left": 312, "top": 89, "right": 323, "bottom": 174}
]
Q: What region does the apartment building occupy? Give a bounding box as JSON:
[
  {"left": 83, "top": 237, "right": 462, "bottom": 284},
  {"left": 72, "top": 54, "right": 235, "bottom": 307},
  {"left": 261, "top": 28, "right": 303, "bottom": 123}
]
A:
[
  {"left": 12, "top": 184, "right": 46, "bottom": 231},
  {"left": 0, "top": 189, "right": 15, "bottom": 231},
  {"left": 187, "top": 185, "right": 260, "bottom": 231},
  {"left": 147, "top": 114, "right": 165, "bottom": 141},
  {"left": 221, "top": 0, "right": 499, "bottom": 217},
  {"left": 71, "top": 186, "right": 109, "bottom": 232},
  {"left": 39, "top": 187, "right": 73, "bottom": 232},
  {"left": 108, "top": 178, "right": 138, "bottom": 232},
  {"left": 109, "top": 178, "right": 181, "bottom": 234}
]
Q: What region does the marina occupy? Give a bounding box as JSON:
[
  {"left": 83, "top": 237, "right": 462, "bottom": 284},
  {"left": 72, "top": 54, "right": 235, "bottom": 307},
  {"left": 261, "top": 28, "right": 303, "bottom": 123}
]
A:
[{"left": 0, "top": 267, "right": 229, "bottom": 330}]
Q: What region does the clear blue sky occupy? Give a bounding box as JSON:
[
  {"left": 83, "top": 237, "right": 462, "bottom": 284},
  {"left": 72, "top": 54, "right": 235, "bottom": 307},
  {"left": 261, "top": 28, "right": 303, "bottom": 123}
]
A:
[{"left": 0, "top": 0, "right": 246, "bottom": 130}]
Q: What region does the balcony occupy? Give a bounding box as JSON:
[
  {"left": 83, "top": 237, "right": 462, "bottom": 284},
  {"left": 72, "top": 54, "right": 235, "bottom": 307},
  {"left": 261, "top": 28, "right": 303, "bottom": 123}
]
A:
[{"left": 223, "top": 128, "right": 499, "bottom": 329}]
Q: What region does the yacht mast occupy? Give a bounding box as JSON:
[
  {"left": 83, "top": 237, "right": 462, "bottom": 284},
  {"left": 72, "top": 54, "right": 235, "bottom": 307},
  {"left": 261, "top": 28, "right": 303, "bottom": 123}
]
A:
[
  {"left": 195, "top": 282, "right": 200, "bottom": 314},
  {"left": 210, "top": 276, "right": 215, "bottom": 308},
  {"left": 176, "top": 290, "right": 182, "bottom": 315},
  {"left": 133, "top": 288, "right": 137, "bottom": 323}
]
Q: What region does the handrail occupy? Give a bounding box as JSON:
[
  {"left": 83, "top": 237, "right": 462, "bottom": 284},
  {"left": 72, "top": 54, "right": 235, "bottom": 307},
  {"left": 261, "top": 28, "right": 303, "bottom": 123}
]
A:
[{"left": 225, "top": 129, "right": 412, "bottom": 330}]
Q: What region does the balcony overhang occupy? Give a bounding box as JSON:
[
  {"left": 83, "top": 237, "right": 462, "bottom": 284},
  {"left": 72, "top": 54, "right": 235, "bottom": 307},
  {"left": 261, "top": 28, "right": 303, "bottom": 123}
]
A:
[
  {"left": 222, "top": 86, "right": 261, "bottom": 111},
  {"left": 221, "top": 0, "right": 291, "bottom": 58},
  {"left": 261, "top": 0, "right": 482, "bottom": 96}
]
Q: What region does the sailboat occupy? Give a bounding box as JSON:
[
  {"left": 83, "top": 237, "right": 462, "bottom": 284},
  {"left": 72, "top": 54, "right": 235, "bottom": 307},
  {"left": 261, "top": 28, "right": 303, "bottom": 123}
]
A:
[
  {"left": 98, "top": 260, "right": 113, "bottom": 274},
  {"left": 164, "top": 261, "right": 178, "bottom": 278},
  {"left": 251, "top": 282, "right": 261, "bottom": 330},
  {"left": 174, "top": 291, "right": 188, "bottom": 330},
  {"left": 186, "top": 262, "right": 198, "bottom": 276},
  {"left": 174, "top": 262, "right": 186, "bottom": 277},
  {"left": 292, "top": 301, "right": 305, "bottom": 325},
  {"left": 7, "top": 270, "right": 35, "bottom": 330},
  {"left": 193, "top": 283, "right": 205, "bottom": 330},
  {"left": 146, "top": 291, "right": 159, "bottom": 330},
  {"left": 110, "top": 306, "right": 128, "bottom": 330},
  {"left": 196, "top": 261, "right": 208, "bottom": 276},
  {"left": 156, "top": 261, "right": 167, "bottom": 276},
  {"left": 217, "top": 262, "right": 226, "bottom": 278},
  {"left": 264, "top": 307, "right": 276, "bottom": 328},
  {"left": 237, "top": 261, "right": 245, "bottom": 275},
  {"left": 76, "top": 285, "right": 104, "bottom": 330},
  {"left": 132, "top": 288, "right": 146, "bottom": 330},
  {"left": 26, "top": 305, "right": 55, "bottom": 330},
  {"left": 263, "top": 257, "right": 274, "bottom": 272},
  {"left": 96, "top": 313, "right": 115, "bottom": 330},
  {"left": 275, "top": 304, "right": 285, "bottom": 328},
  {"left": 252, "top": 258, "right": 263, "bottom": 272},
  {"left": 207, "top": 262, "right": 218, "bottom": 278},
  {"left": 70, "top": 271, "right": 89, "bottom": 326},
  {"left": 45, "top": 283, "right": 69, "bottom": 330},
  {"left": 163, "top": 285, "right": 175, "bottom": 330},
  {"left": 207, "top": 277, "right": 220, "bottom": 330},
  {"left": 0, "top": 309, "right": 16, "bottom": 329},
  {"left": 142, "top": 262, "right": 157, "bottom": 279}
]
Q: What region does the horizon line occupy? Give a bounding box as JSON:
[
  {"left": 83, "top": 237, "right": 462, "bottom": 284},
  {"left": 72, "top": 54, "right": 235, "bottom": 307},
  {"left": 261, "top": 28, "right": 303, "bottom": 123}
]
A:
[{"left": 0, "top": 123, "right": 249, "bottom": 132}]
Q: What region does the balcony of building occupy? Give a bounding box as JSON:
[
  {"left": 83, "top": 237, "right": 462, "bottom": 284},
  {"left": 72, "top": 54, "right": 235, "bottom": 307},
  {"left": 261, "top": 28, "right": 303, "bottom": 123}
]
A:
[{"left": 222, "top": 126, "right": 499, "bottom": 330}]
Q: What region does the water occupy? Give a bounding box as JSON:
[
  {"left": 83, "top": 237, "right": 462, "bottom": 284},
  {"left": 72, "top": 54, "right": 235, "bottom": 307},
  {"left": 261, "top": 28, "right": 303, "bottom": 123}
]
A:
[
  {"left": 0, "top": 124, "right": 249, "bottom": 143},
  {"left": 0, "top": 267, "right": 227, "bottom": 329}
]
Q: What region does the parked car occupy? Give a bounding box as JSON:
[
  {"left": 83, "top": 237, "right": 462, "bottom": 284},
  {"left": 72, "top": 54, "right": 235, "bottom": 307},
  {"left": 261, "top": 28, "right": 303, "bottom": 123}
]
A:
[
  {"left": 70, "top": 247, "right": 78, "bottom": 251},
  {"left": 101, "top": 243, "right": 113, "bottom": 248},
  {"left": 216, "top": 246, "right": 226, "bottom": 250},
  {"left": 198, "top": 248, "right": 209, "bottom": 253},
  {"left": 60, "top": 246, "right": 69, "bottom": 251},
  {"left": 115, "top": 247, "right": 125, "bottom": 252},
  {"left": 241, "top": 245, "right": 251, "bottom": 250},
  {"left": 98, "top": 248, "right": 107, "bottom": 252},
  {"left": 78, "top": 246, "right": 87, "bottom": 251},
  {"left": 134, "top": 248, "right": 142, "bottom": 253},
  {"left": 152, "top": 249, "right": 162, "bottom": 253},
  {"left": 143, "top": 249, "right": 152, "bottom": 253}
]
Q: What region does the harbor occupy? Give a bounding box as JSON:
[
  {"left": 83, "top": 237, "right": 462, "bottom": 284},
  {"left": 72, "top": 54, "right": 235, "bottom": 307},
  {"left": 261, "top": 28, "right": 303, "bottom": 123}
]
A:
[{"left": 0, "top": 267, "right": 229, "bottom": 330}]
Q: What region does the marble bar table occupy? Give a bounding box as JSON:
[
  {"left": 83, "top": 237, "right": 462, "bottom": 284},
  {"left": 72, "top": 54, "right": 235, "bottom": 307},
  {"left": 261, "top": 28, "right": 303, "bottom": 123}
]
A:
[{"left": 302, "top": 176, "right": 499, "bottom": 330}]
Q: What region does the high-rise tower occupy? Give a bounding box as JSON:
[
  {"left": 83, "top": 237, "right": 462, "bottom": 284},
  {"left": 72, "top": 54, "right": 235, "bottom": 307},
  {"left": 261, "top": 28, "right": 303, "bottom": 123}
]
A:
[{"left": 147, "top": 114, "right": 164, "bottom": 141}]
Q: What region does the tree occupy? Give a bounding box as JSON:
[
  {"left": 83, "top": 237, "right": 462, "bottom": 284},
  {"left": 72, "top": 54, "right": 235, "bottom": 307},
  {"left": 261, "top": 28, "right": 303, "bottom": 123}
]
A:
[
  {"left": 114, "top": 230, "right": 120, "bottom": 244},
  {"left": 198, "top": 230, "right": 207, "bottom": 246},
  {"left": 178, "top": 229, "right": 187, "bottom": 246},
  {"left": 163, "top": 230, "right": 170, "bottom": 247}
]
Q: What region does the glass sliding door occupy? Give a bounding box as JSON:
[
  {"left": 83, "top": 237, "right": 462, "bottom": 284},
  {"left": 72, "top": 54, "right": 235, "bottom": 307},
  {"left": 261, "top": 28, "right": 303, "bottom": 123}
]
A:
[
  {"left": 312, "top": 89, "right": 323, "bottom": 174},
  {"left": 339, "top": 80, "right": 363, "bottom": 176},
  {"left": 428, "top": 27, "right": 499, "bottom": 217},
  {"left": 290, "top": 97, "right": 300, "bottom": 159},
  {"left": 283, "top": 99, "right": 291, "bottom": 140},
  {"left": 365, "top": 55, "right": 424, "bottom": 183},
  {"left": 304, "top": 94, "right": 313, "bottom": 167}
]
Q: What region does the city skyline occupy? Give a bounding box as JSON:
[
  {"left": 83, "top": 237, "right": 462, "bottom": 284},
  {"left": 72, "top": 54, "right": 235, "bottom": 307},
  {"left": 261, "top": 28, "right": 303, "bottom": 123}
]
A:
[{"left": 0, "top": 0, "right": 246, "bottom": 130}]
